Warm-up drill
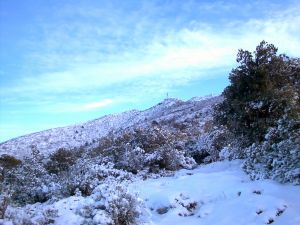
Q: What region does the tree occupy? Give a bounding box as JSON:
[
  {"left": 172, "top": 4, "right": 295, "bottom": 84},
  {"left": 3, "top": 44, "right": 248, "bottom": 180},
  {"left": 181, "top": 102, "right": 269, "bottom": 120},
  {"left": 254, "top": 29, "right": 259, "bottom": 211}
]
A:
[
  {"left": 214, "top": 41, "right": 300, "bottom": 146},
  {"left": 214, "top": 41, "right": 300, "bottom": 184}
]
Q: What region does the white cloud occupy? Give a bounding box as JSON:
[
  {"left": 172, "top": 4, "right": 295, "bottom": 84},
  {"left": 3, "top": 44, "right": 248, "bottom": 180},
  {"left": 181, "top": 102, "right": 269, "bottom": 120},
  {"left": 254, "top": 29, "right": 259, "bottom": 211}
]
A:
[
  {"left": 82, "top": 99, "right": 113, "bottom": 110},
  {"left": 1, "top": 1, "right": 300, "bottom": 109},
  {"left": 49, "top": 99, "right": 114, "bottom": 113}
]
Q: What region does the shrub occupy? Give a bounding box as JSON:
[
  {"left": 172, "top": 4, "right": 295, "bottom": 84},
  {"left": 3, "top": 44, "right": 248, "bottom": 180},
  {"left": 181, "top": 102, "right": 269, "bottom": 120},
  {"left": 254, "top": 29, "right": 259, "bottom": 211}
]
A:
[
  {"left": 98, "top": 125, "right": 196, "bottom": 173},
  {"left": 45, "top": 148, "right": 81, "bottom": 174},
  {"left": 62, "top": 158, "right": 131, "bottom": 197},
  {"left": 0, "top": 155, "right": 22, "bottom": 170},
  {"left": 0, "top": 194, "right": 9, "bottom": 219},
  {"left": 117, "top": 146, "right": 146, "bottom": 174},
  {"left": 243, "top": 118, "right": 300, "bottom": 184},
  {"left": 191, "top": 127, "right": 231, "bottom": 163},
  {"left": 76, "top": 182, "right": 146, "bottom": 225},
  {"left": 0, "top": 154, "right": 22, "bottom": 182},
  {"left": 3, "top": 150, "right": 59, "bottom": 205},
  {"left": 4, "top": 206, "right": 58, "bottom": 225},
  {"left": 155, "top": 146, "right": 196, "bottom": 170},
  {"left": 94, "top": 183, "right": 146, "bottom": 225}
]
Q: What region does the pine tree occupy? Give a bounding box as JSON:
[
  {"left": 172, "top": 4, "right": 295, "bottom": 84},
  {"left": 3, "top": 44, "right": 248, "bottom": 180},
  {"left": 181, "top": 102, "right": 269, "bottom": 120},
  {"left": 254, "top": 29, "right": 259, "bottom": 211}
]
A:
[
  {"left": 214, "top": 41, "right": 300, "bottom": 183},
  {"left": 214, "top": 41, "right": 300, "bottom": 146}
]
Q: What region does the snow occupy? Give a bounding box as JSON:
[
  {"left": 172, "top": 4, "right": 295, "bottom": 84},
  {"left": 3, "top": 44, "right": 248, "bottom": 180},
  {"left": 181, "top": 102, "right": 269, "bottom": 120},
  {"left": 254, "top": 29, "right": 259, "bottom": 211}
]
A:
[
  {"left": 3, "top": 160, "right": 299, "bottom": 225},
  {"left": 0, "top": 96, "right": 221, "bottom": 159},
  {"left": 0, "top": 110, "right": 141, "bottom": 159},
  {"left": 250, "top": 101, "right": 264, "bottom": 109},
  {"left": 189, "top": 94, "right": 219, "bottom": 102},
  {"left": 129, "top": 160, "right": 300, "bottom": 225},
  {"left": 1, "top": 94, "right": 298, "bottom": 224},
  {"left": 52, "top": 196, "right": 86, "bottom": 225}
]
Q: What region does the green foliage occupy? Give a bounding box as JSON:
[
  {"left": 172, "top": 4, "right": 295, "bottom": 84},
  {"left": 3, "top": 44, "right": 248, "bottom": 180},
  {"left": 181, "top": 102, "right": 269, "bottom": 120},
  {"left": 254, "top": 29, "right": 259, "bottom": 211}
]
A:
[
  {"left": 0, "top": 155, "right": 22, "bottom": 170},
  {"left": 214, "top": 41, "right": 300, "bottom": 184},
  {"left": 214, "top": 41, "right": 300, "bottom": 146},
  {"left": 0, "top": 154, "right": 22, "bottom": 183},
  {"left": 45, "top": 148, "right": 82, "bottom": 174}
]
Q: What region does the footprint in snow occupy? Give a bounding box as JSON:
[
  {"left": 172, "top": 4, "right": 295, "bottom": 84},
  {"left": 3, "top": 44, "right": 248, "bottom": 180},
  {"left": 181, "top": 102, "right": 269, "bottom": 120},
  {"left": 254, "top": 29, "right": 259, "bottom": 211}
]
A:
[
  {"left": 252, "top": 190, "right": 262, "bottom": 195},
  {"left": 256, "top": 209, "right": 263, "bottom": 215},
  {"left": 266, "top": 218, "right": 274, "bottom": 224},
  {"left": 258, "top": 205, "right": 287, "bottom": 224},
  {"left": 275, "top": 205, "right": 287, "bottom": 217}
]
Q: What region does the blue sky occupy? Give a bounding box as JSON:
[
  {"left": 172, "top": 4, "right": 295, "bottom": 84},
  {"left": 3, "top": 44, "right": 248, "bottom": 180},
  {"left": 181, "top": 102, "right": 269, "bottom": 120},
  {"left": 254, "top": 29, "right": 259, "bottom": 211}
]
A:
[{"left": 1, "top": 0, "right": 300, "bottom": 142}]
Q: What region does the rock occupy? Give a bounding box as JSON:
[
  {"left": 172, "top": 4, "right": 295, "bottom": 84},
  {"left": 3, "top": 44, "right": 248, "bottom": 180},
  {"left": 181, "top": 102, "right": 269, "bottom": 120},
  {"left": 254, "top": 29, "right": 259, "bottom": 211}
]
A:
[{"left": 156, "top": 206, "right": 169, "bottom": 214}]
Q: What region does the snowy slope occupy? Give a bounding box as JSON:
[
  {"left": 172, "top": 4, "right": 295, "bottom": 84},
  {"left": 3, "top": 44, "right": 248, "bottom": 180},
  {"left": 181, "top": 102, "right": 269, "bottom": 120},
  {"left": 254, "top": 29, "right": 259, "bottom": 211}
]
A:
[
  {"left": 0, "top": 110, "right": 140, "bottom": 159},
  {"left": 0, "top": 96, "right": 221, "bottom": 159},
  {"left": 130, "top": 160, "right": 300, "bottom": 225},
  {"left": 3, "top": 160, "right": 299, "bottom": 225}
]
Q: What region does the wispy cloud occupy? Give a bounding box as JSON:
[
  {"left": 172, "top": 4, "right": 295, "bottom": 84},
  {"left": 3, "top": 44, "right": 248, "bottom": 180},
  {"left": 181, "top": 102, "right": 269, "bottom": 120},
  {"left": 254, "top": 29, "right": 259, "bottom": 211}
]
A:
[
  {"left": 4, "top": 4, "right": 299, "bottom": 98},
  {"left": 59, "top": 99, "right": 114, "bottom": 112},
  {"left": 82, "top": 99, "right": 113, "bottom": 110},
  {"left": 1, "top": 0, "right": 300, "bottom": 141}
]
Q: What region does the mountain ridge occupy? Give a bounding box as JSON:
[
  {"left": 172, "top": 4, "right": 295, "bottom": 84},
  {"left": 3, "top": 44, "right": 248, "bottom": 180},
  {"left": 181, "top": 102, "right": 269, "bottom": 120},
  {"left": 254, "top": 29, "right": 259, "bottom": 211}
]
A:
[{"left": 0, "top": 95, "right": 221, "bottom": 159}]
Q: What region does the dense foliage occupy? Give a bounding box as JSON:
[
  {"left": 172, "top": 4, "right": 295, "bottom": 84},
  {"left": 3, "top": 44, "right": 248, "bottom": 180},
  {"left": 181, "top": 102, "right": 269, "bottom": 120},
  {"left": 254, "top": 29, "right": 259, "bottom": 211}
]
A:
[{"left": 214, "top": 41, "right": 300, "bottom": 183}]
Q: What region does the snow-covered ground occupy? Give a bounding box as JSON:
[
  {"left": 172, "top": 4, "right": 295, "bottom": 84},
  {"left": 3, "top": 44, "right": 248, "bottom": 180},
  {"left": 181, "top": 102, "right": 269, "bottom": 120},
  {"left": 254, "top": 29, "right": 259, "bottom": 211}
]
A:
[
  {"left": 130, "top": 160, "right": 300, "bottom": 225},
  {"left": 3, "top": 160, "right": 299, "bottom": 225}
]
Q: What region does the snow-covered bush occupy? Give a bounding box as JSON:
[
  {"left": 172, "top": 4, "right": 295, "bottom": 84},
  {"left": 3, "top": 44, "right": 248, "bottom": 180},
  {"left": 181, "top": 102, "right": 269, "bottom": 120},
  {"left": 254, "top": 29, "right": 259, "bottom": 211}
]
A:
[
  {"left": 0, "top": 154, "right": 21, "bottom": 171},
  {"left": 243, "top": 119, "right": 300, "bottom": 184},
  {"left": 98, "top": 125, "right": 197, "bottom": 173},
  {"left": 155, "top": 146, "right": 196, "bottom": 171},
  {"left": 62, "top": 158, "right": 132, "bottom": 196},
  {"left": 190, "top": 127, "right": 231, "bottom": 163},
  {"left": 3, "top": 150, "right": 59, "bottom": 205},
  {"left": 0, "top": 154, "right": 22, "bottom": 188},
  {"left": 100, "top": 185, "right": 145, "bottom": 225},
  {"left": 4, "top": 205, "right": 58, "bottom": 225},
  {"left": 218, "top": 141, "right": 244, "bottom": 161},
  {"left": 77, "top": 182, "right": 146, "bottom": 225},
  {"left": 116, "top": 146, "right": 146, "bottom": 174},
  {"left": 219, "top": 147, "right": 231, "bottom": 161}
]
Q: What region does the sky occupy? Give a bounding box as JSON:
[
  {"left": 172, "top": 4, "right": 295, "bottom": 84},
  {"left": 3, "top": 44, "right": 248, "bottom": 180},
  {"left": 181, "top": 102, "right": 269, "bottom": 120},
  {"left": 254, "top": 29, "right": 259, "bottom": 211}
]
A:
[{"left": 0, "top": 0, "right": 300, "bottom": 142}]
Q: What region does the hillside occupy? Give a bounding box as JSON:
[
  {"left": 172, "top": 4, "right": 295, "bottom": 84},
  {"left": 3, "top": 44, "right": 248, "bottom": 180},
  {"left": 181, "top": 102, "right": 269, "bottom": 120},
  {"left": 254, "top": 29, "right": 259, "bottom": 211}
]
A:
[
  {"left": 0, "top": 96, "right": 221, "bottom": 159},
  {"left": 0, "top": 95, "right": 299, "bottom": 225}
]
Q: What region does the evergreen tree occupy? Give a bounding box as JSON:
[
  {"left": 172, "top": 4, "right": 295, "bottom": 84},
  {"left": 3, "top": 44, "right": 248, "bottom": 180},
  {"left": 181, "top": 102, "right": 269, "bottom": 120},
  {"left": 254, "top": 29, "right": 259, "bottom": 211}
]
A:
[
  {"left": 214, "top": 41, "right": 300, "bottom": 183},
  {"left": 214, "top": 41, "right": 300, "bottom": 146}
]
